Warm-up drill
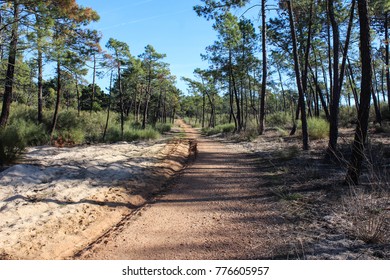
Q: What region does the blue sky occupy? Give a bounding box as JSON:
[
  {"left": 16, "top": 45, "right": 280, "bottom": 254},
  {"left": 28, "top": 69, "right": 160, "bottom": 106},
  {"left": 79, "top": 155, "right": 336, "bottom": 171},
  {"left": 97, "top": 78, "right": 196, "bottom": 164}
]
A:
[
  {"left": 76, "top": 0, "right": 218, "bottom": 93},
  {"left": 76, "top": 0, "right": 265, "bottom": 94}
]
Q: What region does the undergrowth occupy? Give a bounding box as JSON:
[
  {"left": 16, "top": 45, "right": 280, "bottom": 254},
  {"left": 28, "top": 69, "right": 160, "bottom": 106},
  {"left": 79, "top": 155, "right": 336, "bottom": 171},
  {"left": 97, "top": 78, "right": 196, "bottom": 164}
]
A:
[
  {"left": 202, "top": 123, "right": 235, "bottom": 136},
  {"left": 0, "top": 104, "right": 170, "bottom": 165}
]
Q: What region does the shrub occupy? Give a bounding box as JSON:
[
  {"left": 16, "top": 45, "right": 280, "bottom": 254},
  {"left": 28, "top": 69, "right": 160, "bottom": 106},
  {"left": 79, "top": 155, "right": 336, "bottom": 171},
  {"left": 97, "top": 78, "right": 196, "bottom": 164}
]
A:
[
  {"left": 380, "top": 105, "right": 390, "bottom": 121},
  {"left": 275, "top": 145, "right": 300, "bottom": 161},
  {"left": 104, "top": 126, "right": 122, "bottom": 143},
  {"left": 307, "top": 118, "right": 329, "bottom": 140},
  {"left": 220, "top": 123, "right": 235, "bottom": 133},
  {"left": 123, "top": 129, "right": 140, "bottom": 142},
  {"left": 56, "top": 109, "right": 80, "bottom": 131},
  {"left": 343, "top": 189, "right": 389, "bottom": 244},
  {"left": 104, "top": 126, "right": 160, "bottom": 143},
  {"left": 136, "top": 128, "right": 160, "bottom": 140},
  {"left": 9, "top": 104, "right": 37, "bottom": 123},
  {"left": 236, "top": 127, "right": 258, "bottom": 141},
  {"left": 124, "top": 128, "right": 160, "bottom": 142},
  {"left": 267, "top": 112, "right": 291, "bottom": 127},
  {"left": 18, "top": 121, "right": 49, "bottom": 146},
  {"left": 131, "top": 122, "right": 142, "bottom": 129},
  {"left": 298, "top": 118, "right": 329, "bottom": 140},
  {"left": 275, "top": 127, "right": 289, "bottom": 137},
  {"left": 202, "top": 123, "right": 235, "bottom": 136},
  {"left": 155, "top": 122, "right": 172, "bottom": 134},
  {"left": 339, "top": 106, "right": 357, "bottom": 127},
  {"left": 0, "top": 125, "right": 26, "bottom": 165},
  {"left": 81, "top": 111, "right": 117, "bottom": 143}
]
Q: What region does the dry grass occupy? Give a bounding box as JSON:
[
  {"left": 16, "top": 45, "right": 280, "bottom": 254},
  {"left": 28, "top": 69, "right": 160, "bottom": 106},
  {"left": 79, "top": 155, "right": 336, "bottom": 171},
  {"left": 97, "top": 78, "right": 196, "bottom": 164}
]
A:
[
  {"left": 227, "top": 124, "right": 390, "bottom": 259},
  {"left": 343, "top": 188, "right": 389, "bottom": 244}
]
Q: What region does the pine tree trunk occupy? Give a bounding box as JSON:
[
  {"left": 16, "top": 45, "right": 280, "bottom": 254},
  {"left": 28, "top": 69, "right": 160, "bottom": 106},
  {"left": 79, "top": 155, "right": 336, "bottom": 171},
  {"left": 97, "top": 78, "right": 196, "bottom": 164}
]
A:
[
  {"left": 50, "top": 60, "right": 61, "bottom": 136},
  {"left": 347, "top": 55, "right": 360, "bottom": 111},
  {"left": 287, "top": 0, "right": 309, "bottom": 150},
  {"left": 0, "top": 2, "right": 19, "bottom": 127},
  {"left": 103, "top": 71, "right": 113, "bottom": 142},
  {"left": 202, "top": 91, "right": 205, "bottom": 128},
  {"left": 118, "top": 63, "right": 124, "bottom": 138},
  {"left": 90, "top": 54, "right": 96, "bottom": 114},
  {"left": 309, "top": 65, "right": 330, "bottom": 120},
  {"left": 75, "top": 73, "right": 80, "bottom": 116},
  {"left": 346, "top": 0, "right": 373, "bottom": 185},
  {"left": 327, "top": 0, "right": 341, "bottom": 157},
  {"left": 37, "top": 46, "right": 43, "bottom": 123},
  {"left": 385, "top": 12, "right": 390, "bottom": 110},
  {"left": 339, "top": 0, "right": 355, "bottom": 97},
  {"left": 229, "top": 49, "right": 241, "bottom": 133},
  {"left": 259, "top": 0, "right": 267, "bottom": 135}
]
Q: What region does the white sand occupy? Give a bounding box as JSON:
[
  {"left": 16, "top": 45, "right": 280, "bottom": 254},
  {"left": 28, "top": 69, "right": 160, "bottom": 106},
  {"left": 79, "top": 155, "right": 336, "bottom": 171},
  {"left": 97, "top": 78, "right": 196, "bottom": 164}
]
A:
[{"left": 0, "top": 140, "right": 188, "bottom": 259}]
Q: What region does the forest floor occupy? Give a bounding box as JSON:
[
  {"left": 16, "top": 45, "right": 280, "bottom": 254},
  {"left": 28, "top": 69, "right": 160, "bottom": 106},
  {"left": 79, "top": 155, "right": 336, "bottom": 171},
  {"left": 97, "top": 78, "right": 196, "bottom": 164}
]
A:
[{"left": 1, "top": 120, "right": 389, "bottom": 260}]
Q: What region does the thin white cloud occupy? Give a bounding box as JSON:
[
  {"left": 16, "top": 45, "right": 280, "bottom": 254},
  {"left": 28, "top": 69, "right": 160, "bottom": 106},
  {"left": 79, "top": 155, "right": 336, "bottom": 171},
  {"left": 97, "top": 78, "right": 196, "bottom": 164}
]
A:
[
  {"left": 100, "top": 8, "right": 190, "bottom": 31},
  {"left": 99, "top": 0, "right": 155, "bottom": 16}
]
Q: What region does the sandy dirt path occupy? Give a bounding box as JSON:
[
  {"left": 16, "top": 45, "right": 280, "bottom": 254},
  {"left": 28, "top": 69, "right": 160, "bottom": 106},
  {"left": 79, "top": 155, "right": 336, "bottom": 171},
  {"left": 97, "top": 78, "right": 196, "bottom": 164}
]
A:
[
  {"left": 0, "top": 130, "right": 190, "bottom": 260},
  {"left": 77, "top": 122, "right": 279, "bottom": 260}
]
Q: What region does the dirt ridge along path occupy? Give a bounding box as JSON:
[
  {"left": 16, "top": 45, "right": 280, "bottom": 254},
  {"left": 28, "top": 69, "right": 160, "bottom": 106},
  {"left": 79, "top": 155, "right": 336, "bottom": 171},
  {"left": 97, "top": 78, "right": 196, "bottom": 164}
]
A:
[{"left": 76, "top": 121, "right": 278, "bottom": 260}]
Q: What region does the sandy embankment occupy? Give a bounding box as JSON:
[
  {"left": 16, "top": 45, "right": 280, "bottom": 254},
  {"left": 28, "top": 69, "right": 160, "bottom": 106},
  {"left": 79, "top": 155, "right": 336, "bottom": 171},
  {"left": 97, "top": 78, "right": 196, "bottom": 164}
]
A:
[{"left": 0, "top": 137, "right": 189, "bottom": 260}]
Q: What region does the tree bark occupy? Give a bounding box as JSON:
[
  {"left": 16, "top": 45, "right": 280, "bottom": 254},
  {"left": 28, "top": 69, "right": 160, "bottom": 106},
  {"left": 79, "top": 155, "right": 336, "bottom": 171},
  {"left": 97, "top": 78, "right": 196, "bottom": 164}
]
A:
[
  {"left": 142, "top": 66, "right": 152, "bottom": 130},
  {"left": 259, "top": 0, "right": 267, "bottom": 135},
  {"left": 347, "top": 55, "right": 360, "bottom": 111},
  {"left": 346, "top": 0, "right": 373, "bottom": 185},
  {"left": 385, "top": 11, "right": 390, "bottom": 110},
  {"left": 0, "top": 1, "right": 19, "bottom": 127},
  {"left": 202, "top": 90, "right": 205, "bottom": 128},
  {"left": 327, "top": 0, "right": 341, "bottom": 157},
  {"left": 229, "top": 49, "right": 240, "bottom": 132},
  {"left": 338, "top": 0, "right": 355, "bottom": 95},
  {"left": 90, "top": 54, "right": 96, "bottom": 114},
  {"left": 309, "top": 65, "right": 330, "bottom": 120},
  {"left": 75, "top": 73, "right": 81, "bottom": 116},
  {"left": 103, "top": 71, "right": 113, "bottom": 142},
  {"left": 118, "top": 61, "right": 124, "bottom": 138},
  {"left": 37, "top": 46, "right": 44, "bottom": 123},
  {"left": 372, "top": 64, "right": 382, "bottom": 125},
  {"left": 287, "top": 0, "right": 309, "bottom": 150},
  {"left": 50, "top": 60, "right": 61, "bottom": 136}
]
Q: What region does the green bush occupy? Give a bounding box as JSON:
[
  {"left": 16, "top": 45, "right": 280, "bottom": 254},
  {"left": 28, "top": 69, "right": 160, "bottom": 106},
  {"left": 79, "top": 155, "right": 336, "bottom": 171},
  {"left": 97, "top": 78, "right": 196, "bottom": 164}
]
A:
[
  {"left": 17, "top": 120, "right": 49, "bottom": 146},
  {"left": 104, "top": 126, "right": 122, "bottom": 143},
  {"left": 81, "top": 111, "right": 117, "bottom": 143},
  {"left": 9, "top": 104, "right": 37, "bottom": 124},
  {"left": 235, "top": 127, "right": 259, "bottom": 141},
  {"left": 4, "top": 104, "right": 162, "bottom": 147},
  {"left": 339, "top": 106, "right": 357, "bottom": 127},
  {"left": 202, "top": 126, "right": 220, "bottom": 136},
  {"left": 155, "top": 122, "right": 172, "bottom": 134},
  {"left": 104, "top": 126, "right": 160, "bottom": 143},
  {"left": 202, "top": 123, "right": 235, "bottom": 136},
  {"left": 136, "top": 128, "right": 160, "bottom": 141},
  {"left": 53, "top": 128, "right": 85, "bottom": 145},
  {"left": 307, "top": 117, "right": 329, "bottom": 140},
  {"left": 131, "top": 122, "right": 142, "bottom": 129},
  {"left": 56, "top": 109, "right": 80, "bottom": 130},
  {"left": 267, "top": 112, "right": 291, "bottom": 127},
  {"left": 296, "top": 118, "right": 329, "bottom": 140},
  {"left": 0, "top": 125, "right": 26, "bottom": 165},
  {"left": 380, "top": 105, "right": 390, "bottom": 121},
  {"left": 220, "top": 123, "right": 235, "bottom": 133}
]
